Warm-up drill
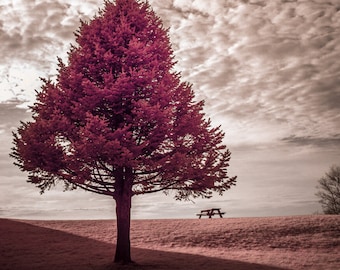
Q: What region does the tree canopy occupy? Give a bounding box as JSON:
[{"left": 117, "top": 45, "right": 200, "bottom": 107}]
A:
[{"left": 12, "top": 0, "right": 236, "bottom": 202}]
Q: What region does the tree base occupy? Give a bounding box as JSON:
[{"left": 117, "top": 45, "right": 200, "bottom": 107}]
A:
[
  {"left": 106, "top": 259, "right": 136, "bottom": 269},
  {"left": 113, "top": 259, "right": 135, "bottom": 265}
]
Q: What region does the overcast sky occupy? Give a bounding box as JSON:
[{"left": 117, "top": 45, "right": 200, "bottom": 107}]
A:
[{"left": 1, "top": 0, "right": 340, "bottom": 220}]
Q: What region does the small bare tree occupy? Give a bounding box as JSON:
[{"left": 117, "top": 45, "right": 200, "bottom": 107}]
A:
[{"left": 315, "top": 165, "right": 340, "bottom": 215}]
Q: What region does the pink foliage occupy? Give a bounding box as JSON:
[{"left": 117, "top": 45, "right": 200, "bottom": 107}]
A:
[{"left": 11, "top": 0, "right": 236, "bottom": 200}]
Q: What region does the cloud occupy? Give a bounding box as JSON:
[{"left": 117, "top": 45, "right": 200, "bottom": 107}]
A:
[
  {"left": 1, "top": 1, "right": 67, "bottom": 65},
  {"left": 282, "top": 134, "right": 340, "bottom": 148},
  {"left": 0, "top": 0, "right": 104, "bottom": 104},
  {"left": 0, "top": 64, "right": 44, "bottom": 104},
  {"left": 0, "top": 102, "right": 31, "bottom": 131},
  {"left": 149, "top": 0, "right": 340, "bottom": 148}
]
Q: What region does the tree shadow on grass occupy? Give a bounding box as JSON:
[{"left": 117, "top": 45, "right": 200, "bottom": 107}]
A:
[{"left": 0, "top": 219, "right": 288, "bottom": 270}]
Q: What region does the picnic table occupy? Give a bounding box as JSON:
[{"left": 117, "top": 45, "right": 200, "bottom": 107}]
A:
[{"left": 196, "top": 208, "right": 225, "bottom": 219}]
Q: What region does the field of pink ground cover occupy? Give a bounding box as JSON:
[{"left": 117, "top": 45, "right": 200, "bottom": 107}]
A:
[{"left": 1, "top": 215, "right": 339, "bottom": 269}]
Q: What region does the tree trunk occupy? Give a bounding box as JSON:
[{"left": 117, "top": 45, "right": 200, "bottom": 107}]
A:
[
  {"left": 114, "top": 193, "right": 132, "bottom": 263},
  {"left": 113, "top": 167, "right": 133, "bottom": 264}
]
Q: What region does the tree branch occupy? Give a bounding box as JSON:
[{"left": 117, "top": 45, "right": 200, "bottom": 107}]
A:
[{"left": 73, "top": 181, "right": 114, "bottom": 197}]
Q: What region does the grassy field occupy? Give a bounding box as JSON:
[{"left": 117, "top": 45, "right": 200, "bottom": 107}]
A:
[{"left": 1, "top": 215, "right": 339, "bottom": 269}]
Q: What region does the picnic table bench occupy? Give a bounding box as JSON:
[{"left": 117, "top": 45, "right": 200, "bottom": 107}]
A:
[{"left": 196, "top": 208, "right": 225, "bottom": 219}]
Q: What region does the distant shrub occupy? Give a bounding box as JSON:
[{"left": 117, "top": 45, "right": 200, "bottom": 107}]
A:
[{"left": 316, "top": 165, "right": 340, "bottom": 215}]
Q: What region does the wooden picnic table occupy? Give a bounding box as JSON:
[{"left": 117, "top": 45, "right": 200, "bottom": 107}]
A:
[{"left": 196, "top": 208, "right": 225, "bottom": 219}]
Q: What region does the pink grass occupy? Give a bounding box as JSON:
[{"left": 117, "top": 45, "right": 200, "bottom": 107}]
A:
[{"left": 1, "top": 215, "right": 339, "bottom": 269}]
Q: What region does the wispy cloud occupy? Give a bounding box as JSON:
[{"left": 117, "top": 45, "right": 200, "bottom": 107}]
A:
[
  {"left": 282, "top": 134, "right": 340, "bottom": 147},
  {"left": 150, "top": 0, "right": 340, "bottom": 146},
  {"left": 0, "top": 0, "right": 101, "bottom": 65},
  {"left": 0, "top": 0, "right": 103, "bottom": 104}
]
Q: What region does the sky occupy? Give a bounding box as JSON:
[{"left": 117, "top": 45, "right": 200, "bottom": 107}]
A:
[{"left": 1, "top": 0, "right": 340, "bottom": 220}]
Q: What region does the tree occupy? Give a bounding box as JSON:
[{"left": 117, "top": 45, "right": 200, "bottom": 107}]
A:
[
  {"left": 316, "top": 165, "right": 340, "bottom": 215},
  {"left": 11, "top": 0, "right": 236, "bottom": 264}
]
